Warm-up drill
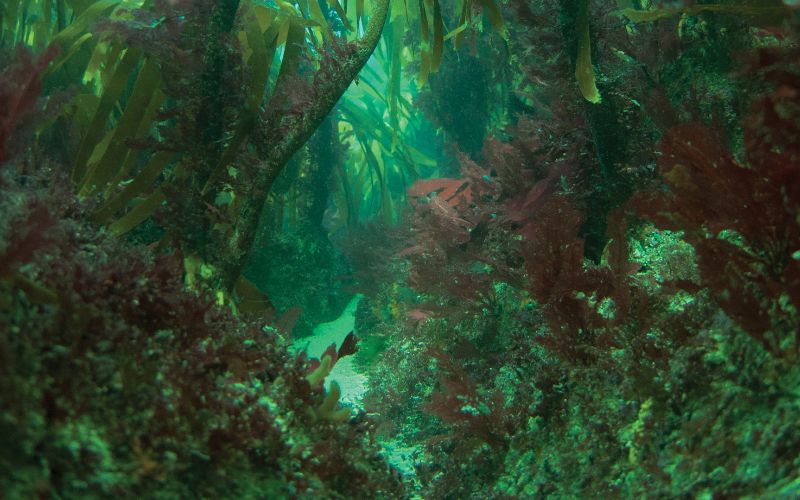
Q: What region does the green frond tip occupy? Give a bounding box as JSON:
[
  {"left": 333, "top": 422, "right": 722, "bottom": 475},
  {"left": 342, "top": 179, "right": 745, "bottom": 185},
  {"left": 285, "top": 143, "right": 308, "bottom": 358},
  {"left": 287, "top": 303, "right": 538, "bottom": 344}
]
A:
[
  {"left": 316, "top": 381, "right": 351, "bottom": 422},
  {"left": 306, "top": 354, "right": 333, "bottom": 387}
]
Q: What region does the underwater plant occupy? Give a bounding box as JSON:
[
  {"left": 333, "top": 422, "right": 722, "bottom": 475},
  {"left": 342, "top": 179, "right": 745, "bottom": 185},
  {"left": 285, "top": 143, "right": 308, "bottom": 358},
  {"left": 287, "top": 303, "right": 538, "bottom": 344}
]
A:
[
  {"left": 355, "top": 1, "right": 800, "bottom": 498},
  {"left": 4, "top": 0, "right": 800, "bottom": 498},
  {"left": 634, "top": 47, "right": 800, "bottom": 357}
]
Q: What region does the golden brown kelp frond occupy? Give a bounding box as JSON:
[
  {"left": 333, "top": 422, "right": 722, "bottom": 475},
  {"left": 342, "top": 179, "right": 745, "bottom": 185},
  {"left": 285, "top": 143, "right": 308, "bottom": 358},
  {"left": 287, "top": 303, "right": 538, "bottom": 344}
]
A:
[
  {"left": 415, "top": 0, "right": 506, "bottom": 84},
  {"left": 431, "top": 0, "right": 444, "bottom": 73},
  {"left": 45, "top": 0, "right": 309, "bottom": 246},
  {"left": 575, "top": 0, "right": 600, "bottom": 104}
]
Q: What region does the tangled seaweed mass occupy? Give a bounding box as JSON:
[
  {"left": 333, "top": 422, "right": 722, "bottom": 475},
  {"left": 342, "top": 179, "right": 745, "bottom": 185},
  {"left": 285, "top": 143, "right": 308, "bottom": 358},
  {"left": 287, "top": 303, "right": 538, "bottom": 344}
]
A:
[{"left": 2, "top": 0, "right": 799, "bottom": 498}]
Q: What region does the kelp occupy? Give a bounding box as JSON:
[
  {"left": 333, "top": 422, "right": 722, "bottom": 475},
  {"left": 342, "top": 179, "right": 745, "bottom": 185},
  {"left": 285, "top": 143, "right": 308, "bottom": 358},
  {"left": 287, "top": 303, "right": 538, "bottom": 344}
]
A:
[
  {"left": 233, "top": 275, "right": 274, "bottom": 315},
  {"left": 3, "top": 0, "right": 494, "bottom": 296},
  {"left": 50, "top": 0, "right": 120, "bottom": 48},
  {"left": 418, "top": 0, "right": 431, "bottom": 85},
  {"left": 431, "top": 0, "right": 443, "bottom": 73},
  {"left": 78, "top": 55, "right": 160, "bottom": 197},
  {"left": 106, "top": 188, "right": 165, "bottom": 236},
  {"left": 43, "top": 0, "right": 310, "bottom": 244},
  {"left": 575, "top": 0, "right": 601, "bottom": 104},
  {"left": 477, "top": 0, "right": 504, "bottom": 33},
  {"left": 71, "top": 45, "right": 141, "bottom": 184},
  {"left": 324, "top": 0, "right": 353, "bottom": 31},
  {"left": 414, "top": 0, "right": 506, "bottom": 83},
  {"left": 242, "top": 7, "right": 277, "bottom": 111},
  {"left": 335, "top": 67, "right": 437, "bottom": 226},
  {"left": 93, "top": 151, "right": 175, "bottom": 224},
  {"left": 265, "top": 16, "right": 306, "bottom": 112},
  {"left": 387, "top": 16, "right": 403, "bottom": 149},
  {"left": 2, "top": 0, "right": 79, "bottom": 48},
  {"left": 453, "top": 0, "right": 472, "bottom": 49}
]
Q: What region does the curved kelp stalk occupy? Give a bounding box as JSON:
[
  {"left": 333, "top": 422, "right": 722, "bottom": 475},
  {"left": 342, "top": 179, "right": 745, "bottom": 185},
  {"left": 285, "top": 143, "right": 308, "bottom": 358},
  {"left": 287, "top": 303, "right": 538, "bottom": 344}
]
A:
[
  {"left": 215, "top": 0, "right": 392, "bottom": 291},
  {"left": 11, "top": 0, "right": 500, "bottom": 313},
  {"left": 33, "top": 0, "right": 388, "bottom": 302}
]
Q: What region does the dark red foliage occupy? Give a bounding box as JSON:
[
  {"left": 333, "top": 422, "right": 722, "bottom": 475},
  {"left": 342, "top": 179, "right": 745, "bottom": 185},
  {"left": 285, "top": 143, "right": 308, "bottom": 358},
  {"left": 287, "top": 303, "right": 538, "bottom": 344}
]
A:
[
  {"left": 337, "top": 331, "right": 359, "bottom": 358},
  {"left": 406, "top": 169, "right": 493, "bottom": 248},
  {"left": 408, "top": 177, "right": 471, "bottom": 203},
  {"left": 0, "top": 202, "right": 56, "bottom": 278},
  {"left": 1, "top": 218, "right": 403, "bottom": 496},
  {"left": 633, "top": 47, "right": 800, "bottom": 355},
  {"left": 0, "top": 46, "right": 58, "bottom": 165},
  {"left": 403, "top": 166, "right": 512, "bottom": 311},
  {"left": 520, "top": 197, "right": 585, "bottom": 306},
  {"left": 423, "top": 348, "right": 510, "bottom": 449},
  {"left": 1, "top": 179, "right": 403, "bottom": 498},
  {"left": 404, "top": 84, "right": 645, "bottom": 364},
  {"left": 517, "top": 197, "right": 647, "bottom": 364}
]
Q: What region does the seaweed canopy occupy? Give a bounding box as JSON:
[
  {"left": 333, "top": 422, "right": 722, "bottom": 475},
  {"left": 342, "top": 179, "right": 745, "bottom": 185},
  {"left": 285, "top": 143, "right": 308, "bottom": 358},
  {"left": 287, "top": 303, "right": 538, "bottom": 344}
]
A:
[{"left": 4, "top": 0, "right": 508, "bottom": 309}]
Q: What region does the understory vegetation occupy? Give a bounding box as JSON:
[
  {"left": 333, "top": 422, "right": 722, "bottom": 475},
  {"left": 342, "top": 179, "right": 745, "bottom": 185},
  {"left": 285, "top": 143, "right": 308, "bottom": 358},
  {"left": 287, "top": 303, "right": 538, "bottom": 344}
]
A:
[{"left": 2, "top": 0, "right": 799, "bottom": 498}]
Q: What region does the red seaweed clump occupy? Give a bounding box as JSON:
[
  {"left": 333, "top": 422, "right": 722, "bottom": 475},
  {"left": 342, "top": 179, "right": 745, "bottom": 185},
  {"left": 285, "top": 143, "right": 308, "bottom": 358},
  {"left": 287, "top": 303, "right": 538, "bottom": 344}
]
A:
[{"left": 0, "top": 47, "right": 403, "bottom": 500}]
